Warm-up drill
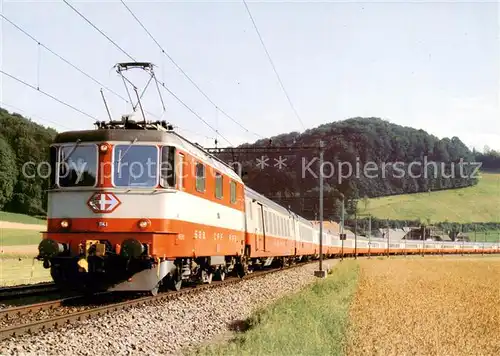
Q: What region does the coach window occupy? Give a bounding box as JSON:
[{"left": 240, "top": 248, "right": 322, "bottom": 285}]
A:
[
  {"left": 265, "top": 211, "right": 270, "bottom": 233},
  {"left": 177, "top": 154, "right": 184, "bottom": 189},
  {"left": 196, "top": 162, "right": 205, "bottom": 192},
  {"left": 160, "top": 146, "right": 175, "bottom": 188},
  {"left": 215, "top": 172, "right": 223, "bottom": 199},
  {"left": 230, "top": 181, "right": 237, "bottom": 204}
]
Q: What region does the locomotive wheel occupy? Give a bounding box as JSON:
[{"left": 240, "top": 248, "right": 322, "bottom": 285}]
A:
[
  {"left": 215, "top": 269, "right": 226, "bottom": 281},
  {"left": 168, "top": 270, "right": 182, "bottom": 291},
  {"left": 201, "top": 270, "right": 213, "bottom": 284},
  {"left": 150, "top": 284, "right": 159, "bottom": 296},
  {"left": 235, "top": 263, "right": 246, "bottom": 278}
]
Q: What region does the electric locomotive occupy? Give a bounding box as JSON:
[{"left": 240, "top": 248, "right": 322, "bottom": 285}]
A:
[{"left": 37, "top": 115, "right": 249, "bottom": 294}]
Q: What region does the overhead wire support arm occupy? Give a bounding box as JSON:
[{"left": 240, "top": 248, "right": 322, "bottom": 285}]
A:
[{"left": 205, "top": 145, "right": 318, "bottom": 154}]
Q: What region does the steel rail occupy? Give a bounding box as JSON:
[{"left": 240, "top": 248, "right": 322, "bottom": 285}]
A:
[
  {"left": 0, "top": 283, "right": 58, "bottom": 301},
  {"left": 0, "top": 295, "right": 87, "bottom": 321},
  {"left": 0, "top": 261, "right": 312, "bottom": 341}
]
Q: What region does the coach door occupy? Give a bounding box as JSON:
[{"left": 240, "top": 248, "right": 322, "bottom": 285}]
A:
[{"left": 257, "top": 203, "right": 266, "bottom": 252}]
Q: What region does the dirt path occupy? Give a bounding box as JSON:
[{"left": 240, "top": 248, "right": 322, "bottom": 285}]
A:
[
  {"left": 0, "top": 221, "right": 45, "bottom": 230},
  {"left": 347, "top": 257, "right": 500, "bottom": 355},
  {"left": 0, "top": 244, "right": 39, "bottom": 255}
]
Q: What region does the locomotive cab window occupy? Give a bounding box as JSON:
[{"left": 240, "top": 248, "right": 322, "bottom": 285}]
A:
[
  {"left": 196, "top": 162, "right": 205, "bottom": 192},
  {"left": 215, "top": 172, "right": 223, "bottom": 199},
  {"left": 160, "top": 146, "right": 175, "bottom": 188},
  {"left": 113, "top": 145, "right": 158, "bottom": 187},
  {"left": 58, "top": 144, "right": 97, "bottom": 187},
  {"left": 49, "top": 146, "right": 57, "bottom": 188}
]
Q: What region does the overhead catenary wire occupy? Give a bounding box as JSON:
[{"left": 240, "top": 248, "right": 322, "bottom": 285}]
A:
[
  {"left": 0, "top": 13, "right": 130, "bottom": 104},
  {"left": 0, "top": 69, "right": 97, "bottom": 121},
  {"left": 1, "top": 13, "right": 166, "bottom": 122},
  {"left": 0, "top": 101, "right": 73, "bottom": 131},
  {"left": 155, "top": 78, "right": 233, "bottom": 146},
  {"left": 63, "top": 0, "right": 233, "bottom": 146},
  {"left": 2, "top": 11, "right": 227, "bottom": 138},
  {"left": 242, "top": 0, "right": 306, "bottom": 131},
  {"left": 62, "top": 0, "right": 135, "bottom": 62},
  {"left": 120, "top": 0, "right": 263, "bottom": 140}
]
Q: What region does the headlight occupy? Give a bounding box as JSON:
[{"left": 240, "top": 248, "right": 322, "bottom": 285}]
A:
[
  {"left": 99, "top": 144, "right": 108, "bottom": 153},
  {"left": 138, "top": 219, "right": 150, "bottom": 229},
  {"left": 60, "top": 219, "right": 70, "bottom": 228}
]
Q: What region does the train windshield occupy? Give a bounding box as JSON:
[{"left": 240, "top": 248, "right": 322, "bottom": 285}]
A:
[
  {"left": 58, "top": 144, "right": 98, "bottom": 187},
  {"left": 113, "top": 145, "right": 158, "bottom": 187}
]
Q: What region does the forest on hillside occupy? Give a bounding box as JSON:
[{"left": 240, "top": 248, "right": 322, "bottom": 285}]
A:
[
  {"left": 0, "top": 107, "right": 498, "bottom": 220},
  {"left": 216, "top": 117, "right": 487, "bottom": 220},
  {"left": 0, "top": 108, "right": 57, "bottom": 215}
]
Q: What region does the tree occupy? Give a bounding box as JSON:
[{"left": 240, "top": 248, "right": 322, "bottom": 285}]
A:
[
  {"left": 212, "top": 116, "right": 479, "bottom": 220},
  {"left": 0, "top": 107, "right": 57, "bottom": 215},
  {"left": 0, "top": 135, "right": 17, "bottom": 209}
]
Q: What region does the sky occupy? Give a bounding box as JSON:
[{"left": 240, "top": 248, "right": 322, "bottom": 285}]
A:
[{"left": 0, "top": 0, "right": 499, "bottom": 152}]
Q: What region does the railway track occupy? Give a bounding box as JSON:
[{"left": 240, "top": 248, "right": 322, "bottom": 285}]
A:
[
  {"left": 3, "top": 253, "right": 497, "bottom": 341},
  {"left": 0, "top": 261, "right": 313, "bottom": 341}
]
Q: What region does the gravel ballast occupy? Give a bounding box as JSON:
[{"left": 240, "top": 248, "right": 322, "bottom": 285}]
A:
[{"left": 1, "top": 261, "right": 336, "bottom": 356}]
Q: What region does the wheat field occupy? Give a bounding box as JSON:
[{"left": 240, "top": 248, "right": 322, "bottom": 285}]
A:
[{"left": 347, "top": 257, "right": 500, "bottom": 356}]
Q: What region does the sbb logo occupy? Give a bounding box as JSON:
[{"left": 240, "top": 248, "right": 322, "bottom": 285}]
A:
[{"left": 87, "top": 192, "right": 121, "bottom": 213}]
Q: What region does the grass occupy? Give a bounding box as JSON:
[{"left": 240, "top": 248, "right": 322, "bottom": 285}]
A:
[
  {"left": 0, "top": 211, "right": 45, "bottom": 225},
  {"left": 467, "top": 230, "right": 500, "bottom": 243},
  {"left": 194, "top": 260, "right": 360, "bottom": 356},
  {"left": 347, "top": 257, "right": 500, "bottom": 355},
  {"left": 0, "top": 256, "right": 52, "bottom": 286},
  {"left": 359, "top": 172, "right": 500, "bottom": 223},
  {"left": 0, "top": 229, "right": 42, "bottom": 246}
]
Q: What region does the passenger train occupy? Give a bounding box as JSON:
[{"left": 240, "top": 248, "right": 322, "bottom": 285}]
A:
[{"left": 36, "top": 116, "right": 500, "bottom": 294}]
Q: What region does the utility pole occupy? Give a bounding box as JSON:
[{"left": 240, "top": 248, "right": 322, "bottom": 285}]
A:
[
  {"left": 341, "top": 194, "right": 345, "bottom": 261},
  {"left": 354, "top": 211, "right": 358, "bottom": 259},
  {"left": 386, "top": 222, "right": 390, "bottom": 257},
  {"left": 368, "top": 214, "right": 372, "bottom": 259},
  {"left": 341, "top": 196, "right": 345, "bottom": 235},
  {"left": 483, "top": 231, "right": 486, "bottom": 256},
  {"left": 315, "top": 141, "right": 326, "bottom": 278},
  {"left": 422, "top": 224, "right": 426, "bottom": 257},
  {"left": 462, "top": 231, "right": 465, "bottom": 256}
]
